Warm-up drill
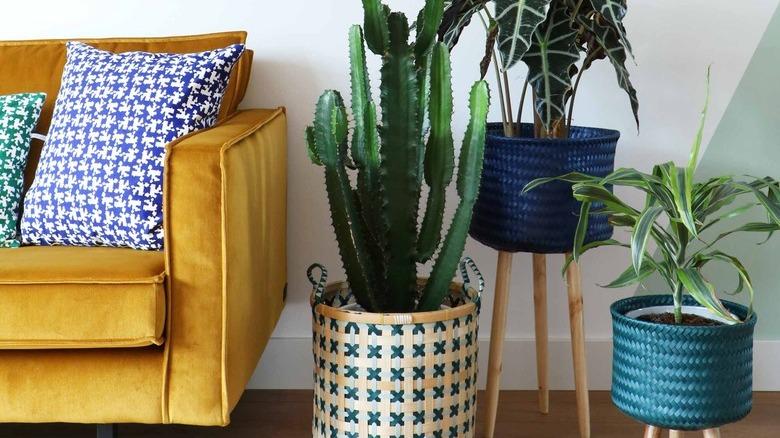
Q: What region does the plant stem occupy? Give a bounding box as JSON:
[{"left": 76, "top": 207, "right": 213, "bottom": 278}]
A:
[
  {"left": 673, "top": 282, "right": 683, "bottom": 324},
  {"left": 567, "top": 50, "right": 596, "bottom": 131},
  {"left": 502, "top": 69, "right": 514, "bottom": 136},
  {"left": 478, "top": 9, "right": 513, "bottom": 137},
  {"left": 516, "top": 77, "right": 529, "bottom": 137},
  {"left": 492, "top": 52, "right": 511, "bottom": 136}
]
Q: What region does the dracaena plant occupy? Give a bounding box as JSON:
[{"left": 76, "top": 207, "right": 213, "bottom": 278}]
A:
[
  {"left": 438, "top": 0, "right": 638, "bottom": 138},
  {"left": 306, "top": 0, "right": 490, "bottom": 313},
  {"left": 524, "top": 72, "right": 780, "bottom": 323}
]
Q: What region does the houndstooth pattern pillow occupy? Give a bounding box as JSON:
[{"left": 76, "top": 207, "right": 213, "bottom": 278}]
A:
[
  {"left": 0, "top": 93, "right": 45, "bottom": 248},
  {"left": 21, "top": 42, "right": 244, "bottom": 250}
]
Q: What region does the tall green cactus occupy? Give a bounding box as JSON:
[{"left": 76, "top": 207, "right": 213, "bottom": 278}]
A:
[{"left": 307, "top": 0, "right": 490, "bottom": 313}]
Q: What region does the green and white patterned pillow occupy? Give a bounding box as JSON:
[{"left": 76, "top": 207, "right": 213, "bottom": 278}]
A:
[{"left": 0, "top": 93, "right": 46, "bottom": 248}]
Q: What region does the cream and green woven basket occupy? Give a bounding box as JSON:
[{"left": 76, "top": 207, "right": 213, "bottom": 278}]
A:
[{"left": 308, "top": 260, "right": 483, "bottom": 438}]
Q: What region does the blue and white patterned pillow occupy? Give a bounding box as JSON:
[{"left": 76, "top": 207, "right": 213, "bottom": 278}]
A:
[{"left": 21, "top": 42, "right": 245, "bottom": 250}]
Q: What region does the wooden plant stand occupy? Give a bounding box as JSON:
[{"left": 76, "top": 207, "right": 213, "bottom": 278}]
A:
[
  {"left": 645, "top": 425, "right": 721, "bottom": 438},
  {"left": 483, "top": 251, "right": 590, "bottom": 438}
]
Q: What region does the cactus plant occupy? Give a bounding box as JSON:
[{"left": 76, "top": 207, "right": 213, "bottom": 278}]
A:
[{"left": 306, "top": 0, "right": 490, "bottom": 313}]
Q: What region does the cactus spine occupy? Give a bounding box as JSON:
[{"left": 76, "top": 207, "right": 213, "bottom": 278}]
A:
[{"left": 307, "top": 0, "right": 490, "bottom": 312}]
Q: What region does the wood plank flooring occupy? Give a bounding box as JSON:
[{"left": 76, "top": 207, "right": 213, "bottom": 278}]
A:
[{"left": 0, "top": 390, "right": 777, "bottom": 437}]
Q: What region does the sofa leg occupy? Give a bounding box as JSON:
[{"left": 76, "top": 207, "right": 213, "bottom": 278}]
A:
[{"left": 97, "top": 424, "right": 117, "bottom": 438}]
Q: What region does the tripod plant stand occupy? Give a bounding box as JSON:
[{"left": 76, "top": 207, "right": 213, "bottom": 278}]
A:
[{"left": 483, "top": 251, "right": 590, "bottom": 438}]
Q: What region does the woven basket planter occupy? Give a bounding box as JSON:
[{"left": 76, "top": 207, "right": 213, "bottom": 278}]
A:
[
  {"left": 470, "top": 122, "right": 619, "bottom": 254},
  {"left": 308, "top": 263, "right": 483, "bottom": 438},
  {"left": 611, "top": 295, "right": 756, "bottom": 431}
]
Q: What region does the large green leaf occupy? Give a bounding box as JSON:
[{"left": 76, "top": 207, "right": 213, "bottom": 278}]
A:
[
  {"left": 631, "top": 205, "right": 664, "bottom": 274},
  {"left": 495, "top": 0, "right": 552, "bottom": 71},
  {"left": 521, "top": 3, "right": 580, "bottom": 133},
  {"left": 576, "top": 17, "right": 638, "bottom": 128},
  {"left": 589, "top": 0, "right": 633, "bottom": 58},
  {"left": 439, "top": 0, "right": 489, "bottom": 49},
  {"left": 379, "top": 12, "right": 421, "bottom": 311}
]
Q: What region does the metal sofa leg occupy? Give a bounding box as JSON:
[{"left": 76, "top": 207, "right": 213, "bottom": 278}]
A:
[{"left": 97, "top": 424, "right": 117, "bottom": 438}]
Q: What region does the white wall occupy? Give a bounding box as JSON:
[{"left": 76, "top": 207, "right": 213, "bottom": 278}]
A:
[{"left": 2, "top": 0, "right": 778, "bottom": 389}]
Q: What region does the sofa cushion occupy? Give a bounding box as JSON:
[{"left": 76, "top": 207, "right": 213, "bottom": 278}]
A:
[
  {"left": 0, "top": 246, "right": 165, "bottom": 349},
  {"left": 0, "top": 93, "right": 45, "bottom": 247},
  {"left": 21, "top": 42, "right": 245, "bottom": 250},
  {"left": 0, "top": 32, "right": 253, "bottom": 192}
]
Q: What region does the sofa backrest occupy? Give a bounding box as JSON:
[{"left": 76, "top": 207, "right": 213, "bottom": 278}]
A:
[{"left": 0, "top": 31, "right": 254, "bottom": 188}]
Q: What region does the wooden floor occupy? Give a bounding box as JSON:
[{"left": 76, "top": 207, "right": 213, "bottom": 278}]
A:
[{"left": 0, "top": 390, "right": 777, "bottom": 437}]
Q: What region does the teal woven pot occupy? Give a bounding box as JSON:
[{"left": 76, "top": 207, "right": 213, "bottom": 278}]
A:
[{"left": 611, "top": 295, "right": 756, "bottom": 430}]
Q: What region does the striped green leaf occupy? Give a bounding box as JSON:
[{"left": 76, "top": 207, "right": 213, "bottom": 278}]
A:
[
  {"left": 573, "top": 201, "right": 591, "bottom": 261},
  {"left": 631, "top": 205, "right": 664, "bottom": 274},
  {"left": 669, "top": 165, "right": 698, "bottom": 237},
  {"left": 603, "top": 261, "right": 656, "bottom": 288},
  {"left": 677, "top": 268, "right": 740, "bottom": 323}
]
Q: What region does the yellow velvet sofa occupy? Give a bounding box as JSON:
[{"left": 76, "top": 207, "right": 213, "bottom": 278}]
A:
[{"left": 0, "top": 32, "right": 286, "bottom": 427}]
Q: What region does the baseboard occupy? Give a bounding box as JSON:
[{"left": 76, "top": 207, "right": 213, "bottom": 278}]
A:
[{"left": 248, "top": 337, "right": 780, "bottom": 391}]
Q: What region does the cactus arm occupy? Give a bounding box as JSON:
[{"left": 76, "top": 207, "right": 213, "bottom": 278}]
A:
[
  {"left": 417, "top": 43, "right": 454, "bottom": 263},
  {"left": 305, "top": 125, "right": 322, "bottom": 166},
  {"left": 349, "top": 25, "right": 370, "bottom": 169},
  {"left": 418, "top": 80, "right": 490, "bottom": 311},
  {"left": 414, "top": 0, "right": 445, "bottom": 60},
  {"left": 312, "top": 90, "right": 380, "bottom": 311},
  {"left": 349, "top": 26, "right": 383, "bottom": 241},
  {"left": 380, "top": 12, "right": 421, "bottom": 311},
  {"left": 362, "top": 0, "right": 389, "bottom": 54},
  {"left": 416, "top": 52, "right": 431, "bottom": 183}
]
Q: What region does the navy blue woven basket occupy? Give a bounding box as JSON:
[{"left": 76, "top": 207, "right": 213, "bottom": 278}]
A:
[
  {"left": 470, "top": 123, "right": 619, "bottom": 254},
  {"left": 611, "top": 295, "right": 755, "bottom": 430}
]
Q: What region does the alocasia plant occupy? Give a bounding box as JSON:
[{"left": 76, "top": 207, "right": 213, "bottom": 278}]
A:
[{"left": 438, "top": 0, "right": 637, "bottom": 138}]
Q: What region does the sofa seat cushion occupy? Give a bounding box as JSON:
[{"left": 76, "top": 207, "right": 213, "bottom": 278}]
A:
[{"left": 0, "top": 246, "right": 165, "bottom": 349}]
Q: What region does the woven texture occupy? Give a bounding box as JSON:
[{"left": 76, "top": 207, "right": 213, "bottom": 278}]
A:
[
  {"left": 312, "top": 282, "right": 480, "bottom": 438},
  {"left": 470, "top": 123, "right": 618, "bottom": 254},
  {"left": 611, "top": 295, "right": 755, "bottom": 430}
]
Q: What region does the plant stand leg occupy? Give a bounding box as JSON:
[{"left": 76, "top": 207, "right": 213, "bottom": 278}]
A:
[
  {"left": 483, "top": 251, "right": 514, "bottom": 438},
  {"left": 643, "top": 425, "right": 662, "bottom": 438},
  {"left": 669, "top": 431, "right": 684, "bottom": 438},
  {"left": 565, "top": 255, "right": 590, "bottom": 438},
  {"left": 96, "top": 424, "right": 117, "bottom": 438},
  {"left": 702, "top": 429, "right": 721, "bottom": 438},
  {"left": 532, "top": 253, "right": 549, "bottom": 414}
]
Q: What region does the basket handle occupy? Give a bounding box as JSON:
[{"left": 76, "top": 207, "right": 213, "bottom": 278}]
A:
[
  {"left": 307, "top": 263, "right": 328, "bottom": 306},
  {"left": 459, "top": 257, "right": 484, "bottom": 303}
]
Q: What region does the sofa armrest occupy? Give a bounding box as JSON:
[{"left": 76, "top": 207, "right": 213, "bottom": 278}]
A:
[{"left": 163, "top": 108, "right": 287, "bottom": 425}]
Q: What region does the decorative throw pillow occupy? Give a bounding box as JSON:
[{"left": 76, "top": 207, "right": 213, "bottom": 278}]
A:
[
  {"left": 21, "top": 42, "right": 245, "bottom": 250},
  {"left": 0, "top": 93, "right": 46, "bottom": 248}
]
